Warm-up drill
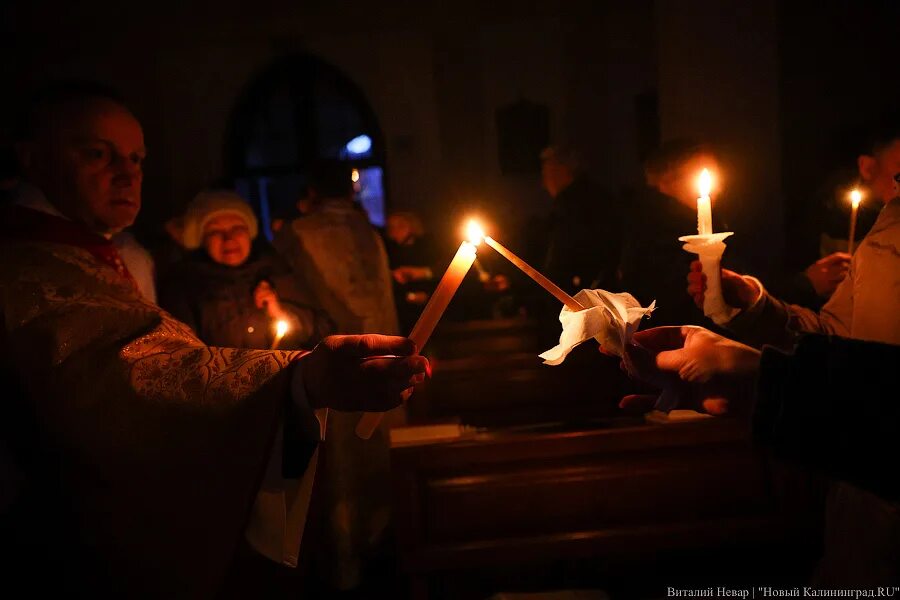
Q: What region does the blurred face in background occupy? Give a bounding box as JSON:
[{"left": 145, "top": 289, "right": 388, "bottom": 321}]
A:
[
  {"left": 859, "top": 139, "right": 900, "bottom": 203},
  {"left": 19, "top": 98, "right": 145, "bottom": 234},
  {"left": 202, "top": 213, "right": 252, "bottom": 267},
  {"left": 656, "top": 152, "right": 720, "bottom": 209},
  {"left": 386, "top": 214, "right": 414, "bottom": 245},
  {"left": 541, "top": 158, "right": 575, "bottom": 199}
]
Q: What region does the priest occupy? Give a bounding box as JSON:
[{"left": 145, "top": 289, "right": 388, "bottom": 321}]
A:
[{"left": 0, "top": 81, "right": 427, "bottom": 595}]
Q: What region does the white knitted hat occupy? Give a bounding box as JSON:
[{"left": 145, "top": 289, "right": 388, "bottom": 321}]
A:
[{"left": 181, "top": 190, "right": 258, "bottom": 249}]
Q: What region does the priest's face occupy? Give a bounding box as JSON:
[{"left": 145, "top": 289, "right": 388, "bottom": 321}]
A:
[{"left": 25, "top": 98, "right": 145, "bottom": 234}]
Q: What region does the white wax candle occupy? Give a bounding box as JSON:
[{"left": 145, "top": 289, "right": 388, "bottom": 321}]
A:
[
  {"left": 697, "top": 196, "right": 712, "bottom": 236},
  {"left": 484, "top": 236, "right": 584, "bottom": 311},
  {"left": 356, "top": 238, "right": 480, "bottom": 440},
  {"left": 408, "top": 241, "right": 478, "bottom": 348},
  {"left": 271, "top": 319, "right": 289, "bottom": 350},
  {"left": 848, "top": 189, "right": 861, "bottom": 254},
  {"left": 697, "top": 168, "right": 713, "bottom": 235}
]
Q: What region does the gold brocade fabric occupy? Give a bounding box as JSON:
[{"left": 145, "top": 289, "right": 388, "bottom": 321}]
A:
[{"left": 0, "top": 240, "right": 305, "bottom": 595}]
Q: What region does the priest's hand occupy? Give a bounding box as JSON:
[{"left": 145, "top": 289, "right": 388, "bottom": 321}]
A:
[
  {"left": 686, "top": 261, "right": 759, "bottom": 311},
  {"left": 299, "top": 335, "right": 429, "bottom": 412},
  {"left": 619, "top": 326, "right": 760, "bottom": 416}
]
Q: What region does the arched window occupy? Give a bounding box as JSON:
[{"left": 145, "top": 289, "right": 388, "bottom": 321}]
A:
[{"left": 226, "top": 55, "right": 387, "bottom": 237}]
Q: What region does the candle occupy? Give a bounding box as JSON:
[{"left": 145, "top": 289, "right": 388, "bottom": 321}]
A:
[
  {"left": 483, "top": 236, "right": 584, "bottom": 311},
  {"left": 271, "top": 319, "right": 289, "bottom": 350},
  {"left": 697, "top": 168, "right": 713, "bottom": 235},
  {"left": 848, "top": 188, "right": 861, "bottom": 254},
  {"left": 356, "top": 220, "right": 485, "bottom": 439}
]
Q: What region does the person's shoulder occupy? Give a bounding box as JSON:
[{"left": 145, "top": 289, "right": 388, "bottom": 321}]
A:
[{"left": 865, "top": 198, "right": 900, "bottom": 241}]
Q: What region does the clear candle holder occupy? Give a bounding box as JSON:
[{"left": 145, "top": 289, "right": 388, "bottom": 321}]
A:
[{"left": 679, "top": 231, "right": 739, "bottom": 323}]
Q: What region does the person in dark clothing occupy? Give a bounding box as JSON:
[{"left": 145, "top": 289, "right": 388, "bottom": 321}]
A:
[
  {"left": 540, "top": 145, "right": 620, "bottom": 295},
  {"left": 768, "top": 124, "right": 900, "bottom": 310},
  {"left": 618, "top": 140, "right": 727, "bottom": 327},
  {"left": 383, "top": 211, "right": 440, "bottom": 332},
  {"left": 159, "top": 190, "right": 332, "bottom": 350},
  {"left": 530, "top": 145, "right": 620, "bottom": 345},
  {"left": 621, "top": 326, "right": 900, "bottom": 585},
  {"left": 621, "top": 327, "right": 900, "bottom": 504}
]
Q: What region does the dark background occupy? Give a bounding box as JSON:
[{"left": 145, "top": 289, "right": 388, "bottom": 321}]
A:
[{"left": 2, "top": 0, "right": 898, "bottom": 274}]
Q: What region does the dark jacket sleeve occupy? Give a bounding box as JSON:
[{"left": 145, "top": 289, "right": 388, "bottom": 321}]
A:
[
  {"left": 753, "top": 334, "right": 900, "bottom": 502},
  {"left": 156, "top": 272, "right": 200, "bottom": 335}
]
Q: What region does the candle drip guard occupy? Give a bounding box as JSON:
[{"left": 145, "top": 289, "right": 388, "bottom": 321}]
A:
[{"left": 679, "top": 231, "right": 739, "bottom": 324}]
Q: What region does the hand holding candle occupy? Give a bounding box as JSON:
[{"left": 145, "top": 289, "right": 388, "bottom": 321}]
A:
[
  {"left": 355, "top": 220, "right": 485, "bottom": 439},
  {"left": 679, "top": 168, "right": 736, "bottom": 323}
]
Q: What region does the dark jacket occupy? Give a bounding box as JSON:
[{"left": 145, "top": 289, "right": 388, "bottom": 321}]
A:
[
  {"left": 159, "top": 245, "right": 332, "bottom": 350},
  {"left": 754, "top": 334, "right": 900, "bottom": 503},
  {"left": 618, "top": 187, "right": 722, "bottom": 327},
  {"left": 543, "top": 174, "right": 621, "bottom": 295}
]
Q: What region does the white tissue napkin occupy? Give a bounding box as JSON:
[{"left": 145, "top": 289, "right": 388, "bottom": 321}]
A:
[{"left": 539, "top": 289, "right": 655, "bottom": 365}]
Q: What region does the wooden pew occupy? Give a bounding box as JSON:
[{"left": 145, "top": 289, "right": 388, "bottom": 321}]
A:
[
  {"left": 390, "top": 419, "right": 819, "bottom": 600},
  {"left": 407, "top": 318, "right": 627, "bottom": 427},
  {"left": 390, "top": 318, "right": 820, "bottom": 598}
]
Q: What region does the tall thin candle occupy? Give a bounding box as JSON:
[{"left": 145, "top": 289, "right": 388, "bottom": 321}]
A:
[
  {"left": 356, "top": 221, "right": 484, "bottom": 439},
  {"left": 483, "top": 236, "right": 584, "bottom": 311},
  {"left": 271, "top": 319, "right": 289, "bottom": 350},
  {"left": 848, "top": 189, "right": 861, "bottom": 254},
  {"left": 697, "top": 168, "right": 713, "bottom": 235}
]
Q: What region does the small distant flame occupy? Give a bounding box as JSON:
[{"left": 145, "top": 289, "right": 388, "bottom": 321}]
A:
[
  {"left": 698, "top": 169, "right": 713, "bottom": 198},
  {"left": 850, "top": 189, "right": 862, "bottom": 208},
  {"left": 465, "top": 220, "right": 485, "bottom": 246},
  {"left": 351, "top": 168, "right": 360, "bottom": 183},
  {"left": 275, "top": 320, "right": 289, "bottom": 338}
]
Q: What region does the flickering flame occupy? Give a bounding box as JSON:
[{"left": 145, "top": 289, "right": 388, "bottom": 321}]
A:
[
  {"left": 698, "top": 168, "right": 713, "bottom": 198},
  {"left": 465, "top": 220, "right": 485, "bottom": 246},
  {"left": 850, "top": 189, "right": 862, "bottom": 208},
  {"left": 351, "top": 168, "right": 360, "bottom": 183},
  {"left": 275, "top": 320, "right": 289, "bottom": 338}
]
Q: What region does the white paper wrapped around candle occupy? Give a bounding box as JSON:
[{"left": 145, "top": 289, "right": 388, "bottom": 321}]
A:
[
  {"left": 679, "top": 232, "right": 738, "bottom": 323},
  {"left": 539, "top": 289, "right": 655, "bottom": 365}
]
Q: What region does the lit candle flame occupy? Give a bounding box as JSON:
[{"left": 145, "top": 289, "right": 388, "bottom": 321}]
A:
[
  {"left": 465, "top": 220, "right": 485, "bottom": 246},
  {"left": 275, "top": 320, "right": 289, "bottom": 338},
  {"left": 351, "top": 168, "right": 360, "bottom": 183},
  {"left": 698, "top": 168, "right": 712, "bottom": 198},
  {"left": 850, "top": 189, "right": 862, "bottom": 208}
]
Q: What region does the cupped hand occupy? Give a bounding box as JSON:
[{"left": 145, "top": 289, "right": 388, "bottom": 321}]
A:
[
  {"left": 804, "top": 252, "right": 850, "bottom": 297},
  {"left": 299, "top": 334, "right": 429, "bottom": 412},
  {"left": 620, "top": 326, "right": 760, "bottom": 416},
  {"left": 686, "top": 261, "right": 759, "bottom": 311}
]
